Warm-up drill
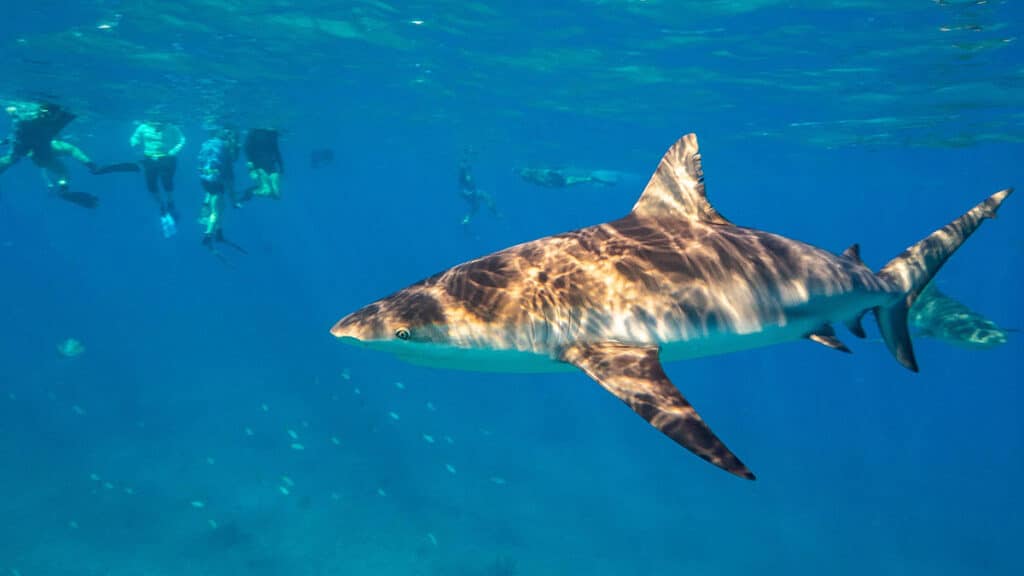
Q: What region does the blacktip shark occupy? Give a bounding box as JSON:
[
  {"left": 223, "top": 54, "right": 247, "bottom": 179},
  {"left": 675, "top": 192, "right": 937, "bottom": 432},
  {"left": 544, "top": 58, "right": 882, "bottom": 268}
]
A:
[
  {"left": 331, "top": 133, "right": 1013, "bottom": 480},
  {"left": 911, "top": 282, "right": 1013, "bottom": 349}
]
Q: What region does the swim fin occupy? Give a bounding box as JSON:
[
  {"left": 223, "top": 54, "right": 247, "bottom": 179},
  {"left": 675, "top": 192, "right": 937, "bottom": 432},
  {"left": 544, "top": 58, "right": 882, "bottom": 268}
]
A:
[
  {"left": 238, "top": 185, "right": 257, "bottom": 204},
  {"left": 215, "top": 230, "right": 248, "bottom": 254},
  {"left": 91, "top": 162, "right": 140, "bottom": 175},
  {"left": 59, "top": 191, "right": 99, "bottom": 209},
  {"left": 160, "top": 213, "right": 177, "bottom": 238}
]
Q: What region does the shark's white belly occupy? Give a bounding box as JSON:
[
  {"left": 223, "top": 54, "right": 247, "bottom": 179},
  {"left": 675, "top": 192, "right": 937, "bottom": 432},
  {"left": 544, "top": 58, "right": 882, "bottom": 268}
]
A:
[
  {"left": 395, "top": 345, "right": 576, "bottom": 373},
  {"left": 394, "top": 321, "right": 826, "bottom": 374},
  {"left": 386, "top": 290, "right": 892, "bottom": 373},
  {"left": 659, "top": 317, "right": 823, "bottom": 362}
]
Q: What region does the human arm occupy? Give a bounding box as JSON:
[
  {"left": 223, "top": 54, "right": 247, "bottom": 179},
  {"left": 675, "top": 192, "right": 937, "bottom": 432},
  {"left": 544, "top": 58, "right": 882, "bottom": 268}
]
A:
[
  {"left": 168, "top": 125, "right": 186, "bottom": 156},
  {"left": 130, "top": 124, "right": 144, "bottom": 149}
]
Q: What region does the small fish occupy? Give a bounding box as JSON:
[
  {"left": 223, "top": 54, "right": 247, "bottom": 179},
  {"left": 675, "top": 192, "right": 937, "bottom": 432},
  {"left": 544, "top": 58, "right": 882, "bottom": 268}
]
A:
[{"left": 56, "top": 338, "right": 85, "bottom": 358}]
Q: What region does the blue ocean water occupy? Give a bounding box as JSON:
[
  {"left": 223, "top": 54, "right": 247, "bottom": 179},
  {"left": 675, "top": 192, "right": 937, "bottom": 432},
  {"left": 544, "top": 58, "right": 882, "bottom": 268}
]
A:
[{"left": 1, "top": 2, "right": 1021, "bottom": 575}]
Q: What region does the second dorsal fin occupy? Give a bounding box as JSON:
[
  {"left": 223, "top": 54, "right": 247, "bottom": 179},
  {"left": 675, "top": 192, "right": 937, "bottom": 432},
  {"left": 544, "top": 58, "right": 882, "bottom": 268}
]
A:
[{"left": 631, "top": 133, "right": 730, "bottom": 225}]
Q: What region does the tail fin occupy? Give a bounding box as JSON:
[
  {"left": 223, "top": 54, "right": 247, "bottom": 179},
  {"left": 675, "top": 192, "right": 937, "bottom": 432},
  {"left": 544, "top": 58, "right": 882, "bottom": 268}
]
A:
[{"left": 875, "top": 188, "right": 1013, "bottom": 372}]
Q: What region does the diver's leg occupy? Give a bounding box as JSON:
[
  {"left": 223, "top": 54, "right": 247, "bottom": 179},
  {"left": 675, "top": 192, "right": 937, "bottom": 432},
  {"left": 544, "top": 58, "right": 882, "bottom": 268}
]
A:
[
  {"left": 199, "top": 183, "right": 221, "bottom": 241},
  {"left": 269, "top": 171, "right": 281, "bottom": 198},
  {"left": 45, "top": 159, "right": 98, "bottom": 208},
  {"left": 199, "top": 184, "right": 230, "bottom": 263},
  {"left": 249, "top": 168, "right": 270, "bottom": 197},
  {"left": 161, "top": 156, "right": 178, "bottom": 219},
  {"left": 41, "top": 158, "right": 70, "bottom": 194},
  {"left": 91, "top": 162, "right": 140, "bottom": 175},
  {"left": 480, "top": 190, "right": 498, "bottom": 216},
  {"left": 462, "top": 195, "right": 480, "bottom": 225},
  {"left": 143, "top": 158, "right": 163, "bottom": 211}
]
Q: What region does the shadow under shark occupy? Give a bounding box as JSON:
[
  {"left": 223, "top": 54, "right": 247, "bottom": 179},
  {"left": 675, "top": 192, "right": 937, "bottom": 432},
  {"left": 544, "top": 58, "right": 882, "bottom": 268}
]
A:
[{"left": 332, "top": 133, "right": 1013, "bottom": 480}]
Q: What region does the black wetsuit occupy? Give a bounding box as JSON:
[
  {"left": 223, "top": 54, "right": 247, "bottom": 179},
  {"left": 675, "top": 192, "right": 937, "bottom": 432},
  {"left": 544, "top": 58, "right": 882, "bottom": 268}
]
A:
[
  {"left": 244, "top": 129, "right": 282, "bottom": 173},
  {"left": 11, "top": 104, "right": 75, "bottom": 159},
  {"left": 143, "top": 156, "right": 177, "bottom": 197}
]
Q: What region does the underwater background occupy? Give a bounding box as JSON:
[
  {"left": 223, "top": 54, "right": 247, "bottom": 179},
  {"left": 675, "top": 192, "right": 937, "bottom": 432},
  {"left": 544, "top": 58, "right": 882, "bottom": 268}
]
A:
[{"left": 1, "top": 1, "right": 1022, "bottom": 575}]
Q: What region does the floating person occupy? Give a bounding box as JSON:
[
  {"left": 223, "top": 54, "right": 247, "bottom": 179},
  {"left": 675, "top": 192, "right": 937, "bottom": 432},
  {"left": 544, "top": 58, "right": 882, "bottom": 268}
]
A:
[
  {"left": 0, "top": 102, "right": 137, "bottom": 209},
  {"left": 457, "top": 159, "right": 498, "bottom": 226},
  {"left": 130, "top": 118, "right": 186, "bottom": 237},
  {"left": 516, "top": 167, "right": 621, "bottom": 188},
  {"left": 239, "top": 128, "right": 283, "bottom": 204},
  {"left": 310, "top": 147, "right": 334, "bottom": 169},
  {"left": 197, "top": 127, "right": 246, "bottom": 261},
  {"left": 910, "top": 282, "right": 1013, "bottom": 349},
  {"left": 330, "top": 132, "right": 1013, "bottom": 480}
]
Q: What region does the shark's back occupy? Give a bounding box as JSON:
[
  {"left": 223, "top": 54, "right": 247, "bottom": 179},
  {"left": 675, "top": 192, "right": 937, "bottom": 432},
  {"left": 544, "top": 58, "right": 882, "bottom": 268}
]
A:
[{"left": 433, "top": 192, "right": 887, "bottom": 356}]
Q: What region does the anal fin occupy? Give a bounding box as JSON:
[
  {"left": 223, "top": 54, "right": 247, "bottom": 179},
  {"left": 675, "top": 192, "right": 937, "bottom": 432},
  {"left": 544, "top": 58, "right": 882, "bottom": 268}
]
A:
[
  {"left": 806, "top": 325, "right": 852, "bottom": 353},
  {"left": 561, "top": 342, "right": 755, "bottom": 480}
]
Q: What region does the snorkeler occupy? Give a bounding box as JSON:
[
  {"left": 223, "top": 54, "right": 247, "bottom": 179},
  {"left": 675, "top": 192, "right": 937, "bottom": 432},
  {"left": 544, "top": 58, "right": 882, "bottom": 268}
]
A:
[
  {"left": 1, "top": 102, "right": 137, "bottom": 209},
  {"left": 130, "top": 119, "right": 186, "bottom": 236},
  {"left": 516, "top": 167, "right": 620, "bottom": 188},
  {"left": 197, "top": 127, "right": 246, "bottom": 261},
  {"left": 239, "top": 128, "right": 283, "bottom": 204},
  {"left": 458, "top": 159, "right": 498, "bottom": 225}
]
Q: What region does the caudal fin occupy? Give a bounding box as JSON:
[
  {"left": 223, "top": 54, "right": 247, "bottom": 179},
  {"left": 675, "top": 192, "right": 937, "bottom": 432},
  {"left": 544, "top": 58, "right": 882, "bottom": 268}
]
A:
[{"left": 875, "top": 188, "right": 1013, "bottom": 372}]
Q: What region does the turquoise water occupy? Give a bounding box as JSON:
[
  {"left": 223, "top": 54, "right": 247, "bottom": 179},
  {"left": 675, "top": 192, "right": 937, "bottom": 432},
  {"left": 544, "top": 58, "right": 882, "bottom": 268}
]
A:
[{"left": 1, "top": 2, "right": 1022, "bottom": 575}]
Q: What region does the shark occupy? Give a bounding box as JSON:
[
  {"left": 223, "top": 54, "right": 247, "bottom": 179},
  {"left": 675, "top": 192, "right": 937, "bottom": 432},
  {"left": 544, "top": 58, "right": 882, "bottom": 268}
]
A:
[
  {"left": 910, "top": 282, "right": 1013, "bottom": 349},
  {"left": 331, "top": 133, "right": 1013, "bottom": 480}
]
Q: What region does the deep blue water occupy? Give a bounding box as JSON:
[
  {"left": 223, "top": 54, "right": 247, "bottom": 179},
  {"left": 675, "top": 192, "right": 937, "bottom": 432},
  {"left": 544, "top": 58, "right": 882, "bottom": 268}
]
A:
[{"left": 1, "top": 2, "right": 1022, "bottom": 575}]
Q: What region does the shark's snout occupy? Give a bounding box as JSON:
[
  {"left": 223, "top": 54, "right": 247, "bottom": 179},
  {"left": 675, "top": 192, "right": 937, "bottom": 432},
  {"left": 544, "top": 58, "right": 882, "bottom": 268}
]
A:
[
  {"left": 330, "top": 301, "right": 391, "bottom": 343},
  {"left": 330, "top": 316, "right": 368, "bottom": 342}
]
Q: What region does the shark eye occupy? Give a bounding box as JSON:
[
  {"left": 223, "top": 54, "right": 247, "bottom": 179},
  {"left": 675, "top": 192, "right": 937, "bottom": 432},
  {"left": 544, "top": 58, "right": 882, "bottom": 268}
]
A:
[{"left": 394, "top": 328, "right": 411, "bottom": 340}]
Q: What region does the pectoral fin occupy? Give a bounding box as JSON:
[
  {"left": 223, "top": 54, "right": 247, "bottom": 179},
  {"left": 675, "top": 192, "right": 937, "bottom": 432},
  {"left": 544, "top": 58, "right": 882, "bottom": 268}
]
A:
[
  {"left": 561, "top": 342, "right": 755, "bottom": 480},
  {"left": 806, "top": 325, "right": 852, "bottom": 353}
]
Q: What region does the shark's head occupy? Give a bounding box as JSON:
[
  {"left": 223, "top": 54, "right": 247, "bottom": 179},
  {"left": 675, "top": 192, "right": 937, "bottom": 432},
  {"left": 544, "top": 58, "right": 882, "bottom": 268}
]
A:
[
  {"left": 330, "top": 267, "right": 567, "bottom": 373},
  {"left": 331, "top": 284, "right": 451, "bottom": 352}
]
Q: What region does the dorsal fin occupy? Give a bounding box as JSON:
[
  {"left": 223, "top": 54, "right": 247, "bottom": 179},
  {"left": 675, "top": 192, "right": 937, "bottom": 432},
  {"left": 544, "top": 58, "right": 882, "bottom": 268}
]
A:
[
  {"left": 631, "top": 133, "right": 730, "bottom": 225},
  {"left": 841, "top": 243, "right": 863, "bottom": 264}
]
